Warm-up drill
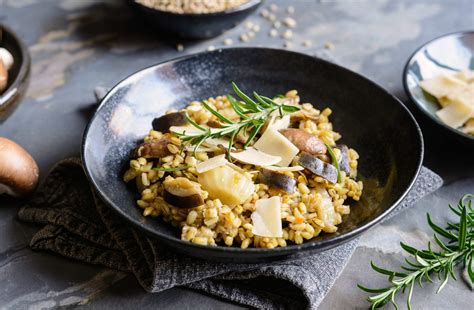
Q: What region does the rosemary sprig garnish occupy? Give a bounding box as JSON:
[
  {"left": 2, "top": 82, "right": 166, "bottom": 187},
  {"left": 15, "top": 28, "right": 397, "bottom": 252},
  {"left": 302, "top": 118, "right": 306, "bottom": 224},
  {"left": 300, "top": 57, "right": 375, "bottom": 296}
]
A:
[
  {"left": 152, "top": 165, "right": 190, "bottom": 172},
  {"left": 173, "top": 82, "right": 300, "bottom": 155},
  {"left": 358, "top": 194, "right": 474, "bottom": 309}
]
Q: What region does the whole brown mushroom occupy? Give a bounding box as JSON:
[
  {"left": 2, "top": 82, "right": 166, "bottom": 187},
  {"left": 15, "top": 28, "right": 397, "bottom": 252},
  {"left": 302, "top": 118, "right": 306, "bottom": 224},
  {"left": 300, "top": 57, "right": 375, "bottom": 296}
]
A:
[
  {"left": 0, "top": 138, "right": 39, "bottom": 197},
  {"left": 0, "top": 59, "right": 7, "bottom": 93}
]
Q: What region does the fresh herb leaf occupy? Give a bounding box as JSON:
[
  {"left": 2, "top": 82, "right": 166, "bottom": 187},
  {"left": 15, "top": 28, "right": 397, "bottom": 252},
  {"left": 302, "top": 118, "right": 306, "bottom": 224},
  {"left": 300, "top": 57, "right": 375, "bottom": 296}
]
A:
[
  {"left": 175, "top": 82, "right": 300, "bottom": 155},
  {"left": 359, "top": 194, "right": 474, "bottom": 309}
]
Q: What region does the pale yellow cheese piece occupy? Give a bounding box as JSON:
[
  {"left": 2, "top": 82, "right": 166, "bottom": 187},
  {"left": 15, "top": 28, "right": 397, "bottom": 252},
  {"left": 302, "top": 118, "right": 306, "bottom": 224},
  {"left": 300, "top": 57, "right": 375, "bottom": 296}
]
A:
[
  {"left": 420, "top": 74, "right": 468, "bottom": 101},
  {"left": 230, "top": 147, "right": 281, "bottom": 166},
  {"left": 251, "top": 196, "right": 283, "bottom": 238},
  {"left": 264, "top": 165, "right": 304, "bottom": 172},
  {"left": 438, "top": 87, "right": 474, "bottom": 108},
  {"left": 455, "top": 70, "right": 474, "bottom": 84},
  {"left": 196, "top": 154, "right": 228, "bottom": 174},
  {"left": 269, "top": 114, "right": 291, "bottom": 131},
  {"left": 461, "top": 118, "right": 474, "bottom": 135},
  {"left": 253, "top": 127, "right": 299, "bottom": 166},
  {"left": 435, "top": 100, "right": 474, "bottom": 128},
  {"left": 437, "top": 96, "right": 453, "bottom": 107},
  {"left": 314, "top": 186, "right": 339, "bottom": 233}
]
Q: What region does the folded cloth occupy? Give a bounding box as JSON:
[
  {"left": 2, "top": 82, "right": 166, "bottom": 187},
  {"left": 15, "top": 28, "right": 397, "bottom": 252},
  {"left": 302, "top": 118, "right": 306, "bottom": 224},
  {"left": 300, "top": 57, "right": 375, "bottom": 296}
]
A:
[{"left": 17, "top": 158, "right": 442, "bottom": 309}]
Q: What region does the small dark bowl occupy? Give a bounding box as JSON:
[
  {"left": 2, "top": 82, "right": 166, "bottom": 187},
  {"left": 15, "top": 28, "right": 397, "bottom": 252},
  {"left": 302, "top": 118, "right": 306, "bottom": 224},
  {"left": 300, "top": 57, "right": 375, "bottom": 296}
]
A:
[
  {"left": 127, "top": 0, "right": 262, "bottom": 39},
  {"left": 403, "top": 31, "right": 474, "bottom": 144},
  {"left": 0, "top": 25, "right": 30, "bottom": 121},
  {"left": 82, "top": 48, "right": 423, "bottom": 263}
]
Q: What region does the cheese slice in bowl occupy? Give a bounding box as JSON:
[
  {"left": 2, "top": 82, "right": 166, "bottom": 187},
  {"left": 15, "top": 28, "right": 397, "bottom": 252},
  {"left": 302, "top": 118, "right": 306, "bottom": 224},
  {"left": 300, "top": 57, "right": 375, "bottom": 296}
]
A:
[
  {"left": 253, "top": 127, "right": 299, "bottom": 166},
  {"left": 251, "top": 196, "right": 283, "bottom": 238}
]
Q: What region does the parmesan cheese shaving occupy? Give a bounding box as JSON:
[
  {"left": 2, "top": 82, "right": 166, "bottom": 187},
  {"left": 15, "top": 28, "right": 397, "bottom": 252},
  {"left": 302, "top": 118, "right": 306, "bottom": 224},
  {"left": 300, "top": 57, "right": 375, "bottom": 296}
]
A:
[
  {"left": 230, "top": 147, "right": 282, "bottom": 166},
  {"left": 435, "top": 100, "right": 474, "bottom": 128},
  {"left": 420, "top": 74, "right": 468, "bottom": 101},
  {"left": 269, "top": 114, "right": 290, "bottom": 131},
  {"left": 462, "top": 118, "right": 474, "bottom": 135},
  {"left": 251, "top": 196, "right": 283, "bottom": 237},
  {"left": 253, "top": 127, "right": 299, "bottom": 166},
  {"left": 196, "top": 154, "right": 228, "bottom": 173},
  {"left": 419, "top": 70, "right": 474, "bottom": 132},
  {"left": 264, "top": 165, "right": 304, "bottom": 172}
]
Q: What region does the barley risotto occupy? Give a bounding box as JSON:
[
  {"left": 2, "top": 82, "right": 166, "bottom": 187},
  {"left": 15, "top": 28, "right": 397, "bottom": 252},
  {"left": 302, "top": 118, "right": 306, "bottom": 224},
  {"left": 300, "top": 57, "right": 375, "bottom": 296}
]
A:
[{"left": 123, "top": 83, "right": 363, "bottom": 249}]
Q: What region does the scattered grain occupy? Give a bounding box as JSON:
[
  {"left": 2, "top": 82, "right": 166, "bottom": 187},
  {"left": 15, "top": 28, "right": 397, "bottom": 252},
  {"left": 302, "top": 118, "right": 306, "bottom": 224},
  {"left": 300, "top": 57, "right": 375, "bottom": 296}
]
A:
[
  {"left": 282, "top": 29, "right": 293, "bottom": 39},
  {"left": 260, "top": 9, "right": 269, "bottom": 18},
  {"left": 283, "top": 17, "right": 297, "bottom": 28},
  {"left": 324, "top": 41, "right": 335, "bottom": 50},
  {"left": 240, "top": 33, "right": 250, "bottom": 42}
]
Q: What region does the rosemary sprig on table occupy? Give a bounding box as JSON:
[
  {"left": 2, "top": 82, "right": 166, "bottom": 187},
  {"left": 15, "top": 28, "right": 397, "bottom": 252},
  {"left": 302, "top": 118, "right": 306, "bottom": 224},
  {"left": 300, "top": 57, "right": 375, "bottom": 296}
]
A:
[
  {"left": 173, "top": 82, "right": 300, "bottom": 154},
  {"left": 358, "top": 194, "right": 474, "bottom": 309}
]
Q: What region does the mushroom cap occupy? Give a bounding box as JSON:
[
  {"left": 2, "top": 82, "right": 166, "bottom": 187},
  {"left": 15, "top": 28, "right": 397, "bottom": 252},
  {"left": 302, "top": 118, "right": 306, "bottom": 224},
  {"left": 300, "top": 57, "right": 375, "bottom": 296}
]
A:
[
  {"left": 0, "top": 137, "right": 39, "bottom": 197},
  {"left": 0, "top": 59, "right": 7, "bottom": 93},
  {"left": 0, "top": 48, "right": 14, "bottom": 71}
]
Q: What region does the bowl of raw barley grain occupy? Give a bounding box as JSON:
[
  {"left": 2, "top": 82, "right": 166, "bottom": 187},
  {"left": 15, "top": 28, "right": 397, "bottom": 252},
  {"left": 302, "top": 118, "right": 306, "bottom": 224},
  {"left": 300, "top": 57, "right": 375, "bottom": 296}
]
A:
[{"left": 128, "top": 0, "right": 263, "bottom": 39}]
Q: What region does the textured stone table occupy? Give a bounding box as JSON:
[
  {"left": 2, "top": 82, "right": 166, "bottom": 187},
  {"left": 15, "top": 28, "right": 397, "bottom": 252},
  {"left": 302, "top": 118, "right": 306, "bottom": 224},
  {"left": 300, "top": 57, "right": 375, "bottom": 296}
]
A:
[{"left": 0, "top": 0, "right": 473, "bottom": 309}]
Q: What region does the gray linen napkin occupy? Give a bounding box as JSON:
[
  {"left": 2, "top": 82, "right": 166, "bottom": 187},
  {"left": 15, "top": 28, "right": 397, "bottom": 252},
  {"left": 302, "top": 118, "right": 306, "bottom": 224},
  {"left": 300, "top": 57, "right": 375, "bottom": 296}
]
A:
[{"left": 17, "top": 157, "right": 442, "bottom": 309}]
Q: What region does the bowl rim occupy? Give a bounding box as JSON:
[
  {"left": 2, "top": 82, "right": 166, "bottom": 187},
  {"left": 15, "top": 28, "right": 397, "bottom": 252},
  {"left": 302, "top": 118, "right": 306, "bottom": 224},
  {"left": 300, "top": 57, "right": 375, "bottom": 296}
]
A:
[
  {"left": 0, "top": 24, "right": 31, "bottom": 109},
  {"left": 129, "top": 0, "right": 262, "bottom": 17},
  {"left": 402, "top": 30, "right": 474, "bottom": 142},
  {"left": 82, "top": 47, "right": 424, "bottom": 256}
]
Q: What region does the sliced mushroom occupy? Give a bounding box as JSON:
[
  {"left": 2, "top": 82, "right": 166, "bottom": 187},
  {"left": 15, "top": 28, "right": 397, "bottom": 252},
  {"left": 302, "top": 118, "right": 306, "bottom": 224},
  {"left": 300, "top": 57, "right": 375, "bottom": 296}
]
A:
[
  {"left": 207, "top": 119, "right": 222, "bottom": 128},
  {"left": 299, "top": 152, "right": 338, "bottom": 184},
  {"left": 131, "top": 136, "right": 172, "bottom": 159},
  {"left": 259, "top": 169, "right": 296, "bottom": 194},
  {"left": 279, "top": 128, "right": 326, "bottom": 155},
  {"left": 163, "top": 177, "right": 204, "bottom": 208},
  {"left": 0, "top": 59, "right": 7, "bottom": 93},
  {"left": 152, "top": 112, "right": 187, "bottom": 133},
  {"left": 337, "top": 145, "right": 350, "bottom": 174},
  {"left": 235, "top": 129, "right": 250, "bottom": 144},
  {"left": 0, "top": 137, "right": 39, "bottom": 197}
]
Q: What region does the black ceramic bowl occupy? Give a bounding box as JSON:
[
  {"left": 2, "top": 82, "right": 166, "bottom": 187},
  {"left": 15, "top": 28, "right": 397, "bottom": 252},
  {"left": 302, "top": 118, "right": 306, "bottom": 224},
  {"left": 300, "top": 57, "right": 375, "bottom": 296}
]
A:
[
  {"left": 0, "top": 25, "right": 30, "bottom": 121},
  {"left": 82, "top": 48, "right": 423, "bottom": 263},
  {"left": 403, "top": 31, "right": 474, "bottom": 144},
  {"left": 127, "top": 0, "right": 262, "bottom": 39}
]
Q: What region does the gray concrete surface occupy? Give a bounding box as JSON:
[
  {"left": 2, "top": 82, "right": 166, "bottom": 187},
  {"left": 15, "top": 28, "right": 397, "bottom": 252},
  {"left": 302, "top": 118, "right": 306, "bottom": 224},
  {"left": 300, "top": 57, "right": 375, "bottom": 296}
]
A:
[{"left": 0, "top": 0, "right": 473, "bottom": 309}]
